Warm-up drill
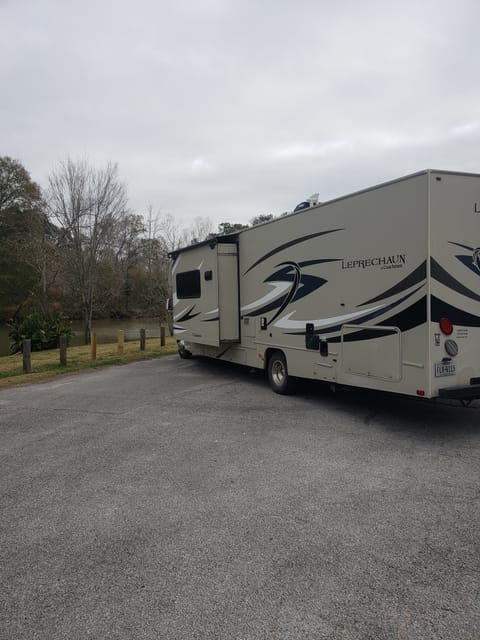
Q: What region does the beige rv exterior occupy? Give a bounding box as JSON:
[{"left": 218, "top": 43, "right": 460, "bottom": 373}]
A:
[{"left": 170, "top": 170, "right": 480, "bottom": 400}]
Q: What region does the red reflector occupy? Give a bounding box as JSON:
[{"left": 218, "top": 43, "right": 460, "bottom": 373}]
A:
[
  {"left": 439, "top": 317, "right": 453, "bottom": 335},
  {"left": 416, "top": 389, "right": 425, "bottom": 396}
]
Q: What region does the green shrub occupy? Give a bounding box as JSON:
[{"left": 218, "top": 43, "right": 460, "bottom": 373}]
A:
[{"left": 8, "top": 311, "right": 73, "bottom": 354}]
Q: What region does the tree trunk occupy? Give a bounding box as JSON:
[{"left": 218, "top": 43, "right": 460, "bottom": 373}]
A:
[
  {"left": 84, "top": 309, "right": 91, "bottom": 345},
  {"left": 167, "top": 312, "right": 174, "bottom": 336}
]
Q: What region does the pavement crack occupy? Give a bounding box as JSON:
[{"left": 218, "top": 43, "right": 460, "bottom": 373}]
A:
[{"left": 51, "top": 407, "right": 125, "bottom": 416}]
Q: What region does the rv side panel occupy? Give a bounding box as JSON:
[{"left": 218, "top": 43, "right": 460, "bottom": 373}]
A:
[
  {"left": 428, "top": 171, "right": 480, "bottom": 396},
  {"left": 236, "top": 173, "right": 429, "bottom": 396}
]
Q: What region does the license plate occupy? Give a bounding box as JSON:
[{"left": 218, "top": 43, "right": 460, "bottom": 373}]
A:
[{"left": 435, "top": 361, "right": 456, "bottom": 377}]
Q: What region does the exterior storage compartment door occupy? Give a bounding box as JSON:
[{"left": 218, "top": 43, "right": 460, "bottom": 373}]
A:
[{"left": 341, "top": 324, "right": 401, "bottom": 382}]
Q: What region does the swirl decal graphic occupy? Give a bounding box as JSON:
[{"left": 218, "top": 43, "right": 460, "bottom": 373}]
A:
[
  {"left": 241, "top": 259, "right": 338, "bottom": 319},
  {"left": 448, "top": 241, "right": 480, "bottom": 277},
  {"left": 473, "top": 248, "right": 480, "bottom": 273},
  {"left": 267, "top": 262, "right": 301, "bottom": 326}
]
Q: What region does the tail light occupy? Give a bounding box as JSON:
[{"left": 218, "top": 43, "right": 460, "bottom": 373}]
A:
[{"left": 439, "top": 317, "right": 453, "bottom": 335}]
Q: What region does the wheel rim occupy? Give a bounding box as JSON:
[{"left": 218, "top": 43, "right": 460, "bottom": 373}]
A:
[{"left": 271, "top": 359, "right": 286, "bottom": 386}]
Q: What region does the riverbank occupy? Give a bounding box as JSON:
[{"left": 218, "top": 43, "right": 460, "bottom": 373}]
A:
[
  {"left": 0, "top": 317, "right": 167, "bottom": 357},
  {"left": 0, "top": 337, "right": 178, "bottom": 389}
]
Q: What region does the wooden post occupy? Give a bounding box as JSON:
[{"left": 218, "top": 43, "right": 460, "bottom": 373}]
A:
[
  {"left": 91, "top": 331, "right": 97, "bottom": 360},
  {"left": 59, "top": 335, "right": 67, "bottom": 366},
  {"left": 160, "top": 325, "right": 166, "bottom": 347},
  {"left": 22, "top": 339, "right": 31, "bottom": 374},
  {"left": 118, "top": 330, "right": 124, "bottom": 354},
  {"left": 140, "top": 328, "right": 146, "bottom": 351}
]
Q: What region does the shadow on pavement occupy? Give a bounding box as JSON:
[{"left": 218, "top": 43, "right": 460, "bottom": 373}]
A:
[{"left": 188, "top": 355, "right": 480, "bottom": 440}]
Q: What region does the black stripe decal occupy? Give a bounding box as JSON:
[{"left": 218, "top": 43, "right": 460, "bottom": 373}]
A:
[
  {"left": 244, "top": 229, "right": 344, "bottom": 274},
  {"left": 449, "top": 241, "right": 474, "bottom": 251},
  {"left": 431, "top": 296, "right": 480, "bottom": 327},
  {"left": 358, "top": 261, "right": 426, "bottom": 306},
  {"left": 242, "top": 298, "right": 286, "bottom": 318},
  {"left": 285, "top": 286, "right": 423, "bottom": 336},
  {"left": 267, "top": 262, "right": 301, "bottom": 326},
  {"left": 176, "top": 306, "right": 201, "bottom": 323},
  {"left": 335, "top": 327, "right": 398, "bottom": 342},
  {"left": 431, "top": 258, "right": 480, "bottom": 304},
  {"left": 328, "top": 296, "right": 427, "bottom": 343}
]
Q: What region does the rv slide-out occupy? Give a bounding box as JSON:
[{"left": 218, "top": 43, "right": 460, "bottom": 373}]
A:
[{"left": 170, "top": 170, "right": 480, "bottom": 401}]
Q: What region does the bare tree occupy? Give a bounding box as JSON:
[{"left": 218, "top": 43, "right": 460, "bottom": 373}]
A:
[
  {"left": 158, "top": 212, "right": 214, "bottom": 251},
  {"left": 46, "top": 158, "right": 128, "bottom": 343},
  {"left": 137, "top": 206, "right": 167, "bottom": 317},
  {"left": 180, "top": 216, "right": 213, "bottom": 246},
  {"left": 157, "top": 212, "right": 184, "bottom": 252}
]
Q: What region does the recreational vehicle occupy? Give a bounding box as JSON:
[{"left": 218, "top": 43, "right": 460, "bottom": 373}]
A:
[{"left": 169, "top": 170, "right": 480, "bottom": 402}]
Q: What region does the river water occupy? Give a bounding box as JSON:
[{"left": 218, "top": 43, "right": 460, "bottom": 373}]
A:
[{"left": 0, "top": 318, "right": 165, "bottom": 357}]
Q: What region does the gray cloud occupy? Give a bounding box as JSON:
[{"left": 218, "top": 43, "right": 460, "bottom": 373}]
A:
[{"left": 1, "top": 0, "right": 479, "bottom": 229}]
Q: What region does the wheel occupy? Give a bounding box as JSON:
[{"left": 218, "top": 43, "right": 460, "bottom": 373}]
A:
[{"left": 267, "top": 350, "right": 295, "bottom": 395}]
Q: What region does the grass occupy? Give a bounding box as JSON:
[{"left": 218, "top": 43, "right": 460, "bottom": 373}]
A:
[{"left": 0, "top": 337, "right": 179, "bottom": 389}]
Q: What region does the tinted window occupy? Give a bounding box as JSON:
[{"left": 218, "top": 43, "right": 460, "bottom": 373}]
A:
[{"left": 176, "top": 270, "right": 201, "bottom": 299}]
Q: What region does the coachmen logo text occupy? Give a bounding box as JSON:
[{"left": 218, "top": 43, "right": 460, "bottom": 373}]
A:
[{"left": 342, "top": 254, "right": 406, "bottom": 270}]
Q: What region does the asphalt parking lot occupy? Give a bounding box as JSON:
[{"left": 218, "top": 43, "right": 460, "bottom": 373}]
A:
[{"left": 1, "top": 355, "right": 479, "bottom": 639}]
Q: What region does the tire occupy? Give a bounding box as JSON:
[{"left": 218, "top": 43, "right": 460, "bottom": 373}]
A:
[
  {"left": 267, "top": 350, "right": 295, "bottom": 395},
  {"left": 178, "top": 346, "right": 192, "bottom": 359}
]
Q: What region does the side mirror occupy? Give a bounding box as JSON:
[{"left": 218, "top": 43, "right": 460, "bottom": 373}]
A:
[{"left": 166, "top": 298, "right": 173, "bottom": 312}]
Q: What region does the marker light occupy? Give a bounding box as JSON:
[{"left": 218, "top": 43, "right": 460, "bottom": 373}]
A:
[{"left": 439, "top": 317, "right": 453, "bottom": 336}]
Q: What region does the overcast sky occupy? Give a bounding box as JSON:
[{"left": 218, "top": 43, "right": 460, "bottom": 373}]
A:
[{"left": 1, "top": 0, "right": 479, "bottom": 230}]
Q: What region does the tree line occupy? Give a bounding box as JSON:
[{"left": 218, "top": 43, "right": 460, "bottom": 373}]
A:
[{"left": 0, "top": 155, "right": 274, "bottom": 345}]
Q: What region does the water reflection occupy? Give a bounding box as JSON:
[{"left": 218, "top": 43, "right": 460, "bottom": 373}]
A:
[{"left": 0, "top": 318, "right": 165, "bottom": 356}]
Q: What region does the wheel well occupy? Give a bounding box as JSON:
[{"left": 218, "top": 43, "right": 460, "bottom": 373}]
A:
[{"left": 264, "top": 348, "right": 283, "bottom": 371}]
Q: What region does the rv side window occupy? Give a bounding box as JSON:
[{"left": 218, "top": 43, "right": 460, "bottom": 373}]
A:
[{"left": 176, "top": 269, "right": 201, "bottom": 299}]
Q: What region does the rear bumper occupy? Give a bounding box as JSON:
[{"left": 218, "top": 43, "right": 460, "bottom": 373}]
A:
[{"left": 438, "top": 378, "right": 480, "bottom": 400}]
